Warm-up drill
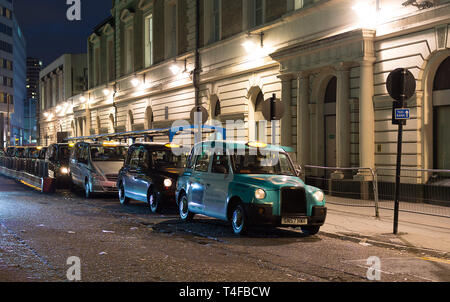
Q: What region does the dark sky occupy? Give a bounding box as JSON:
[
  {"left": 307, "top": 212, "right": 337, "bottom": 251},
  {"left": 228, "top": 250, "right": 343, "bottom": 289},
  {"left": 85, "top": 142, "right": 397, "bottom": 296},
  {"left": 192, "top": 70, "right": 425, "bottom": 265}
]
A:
[{"left": 14, "top": 0, "right": 112, "bottom": 67}]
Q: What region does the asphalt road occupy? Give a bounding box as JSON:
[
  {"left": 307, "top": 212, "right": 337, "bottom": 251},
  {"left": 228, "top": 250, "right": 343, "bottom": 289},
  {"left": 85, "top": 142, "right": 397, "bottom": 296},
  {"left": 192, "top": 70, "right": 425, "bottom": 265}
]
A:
[{"left": 0, "top": 175, "right": 449, "bottom": 282}]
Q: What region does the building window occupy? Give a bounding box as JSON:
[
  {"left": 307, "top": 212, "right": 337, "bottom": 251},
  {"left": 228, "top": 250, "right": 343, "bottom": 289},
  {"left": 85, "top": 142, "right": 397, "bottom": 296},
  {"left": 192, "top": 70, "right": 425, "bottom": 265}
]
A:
[
  {"left": 212, "top": 0, "right": 220, "bottom": 42},
  {"left": 107, "top": 38, "right": 115, "bottom": 81},
  {"left": 165, "top": 1, "right": 177, "bottom": 58},
  {"left": 94, "top": 46, "right": 101, "bottom": 86},
  {"left": 254, "top": 0, "right": 264, "bottom": 27},
  {"left": 144, "top": 14, "right": 154, "bottom": 68},
  {"left": 124, "top": 26, "right": 134, "bottom": 74}
]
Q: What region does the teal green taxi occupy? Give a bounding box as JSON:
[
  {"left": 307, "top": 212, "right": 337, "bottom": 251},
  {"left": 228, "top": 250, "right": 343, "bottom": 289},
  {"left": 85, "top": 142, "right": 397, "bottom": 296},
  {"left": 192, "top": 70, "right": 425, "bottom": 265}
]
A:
[{"left": 176, "top": 141, "right": 327, "bottom": 235}]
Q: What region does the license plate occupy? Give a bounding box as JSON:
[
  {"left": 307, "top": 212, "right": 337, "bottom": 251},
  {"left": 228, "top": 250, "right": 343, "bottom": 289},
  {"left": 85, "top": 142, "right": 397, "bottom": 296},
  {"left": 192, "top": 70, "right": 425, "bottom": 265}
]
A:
[{"left": 282, "top": 217, "right": 308, "bottom": 225}]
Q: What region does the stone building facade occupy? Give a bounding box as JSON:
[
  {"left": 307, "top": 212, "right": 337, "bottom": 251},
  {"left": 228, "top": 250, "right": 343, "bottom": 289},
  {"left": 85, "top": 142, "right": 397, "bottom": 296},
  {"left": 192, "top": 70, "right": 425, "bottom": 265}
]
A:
[{"left": 39, "top": 0, "right": 450, "bottom": 182}]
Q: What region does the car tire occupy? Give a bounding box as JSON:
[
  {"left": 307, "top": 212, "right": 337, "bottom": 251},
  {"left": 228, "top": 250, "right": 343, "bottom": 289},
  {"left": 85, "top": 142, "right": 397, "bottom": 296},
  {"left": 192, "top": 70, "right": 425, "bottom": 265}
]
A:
[
  {"left": 231, "top": 203, "right": 248, "bottom": 235},
  {"left": 301, "top": 226, "right": 320, "bottom": 236},
  {"left": 148, "top": 190, "right": 161, "bottom": 214},
  {"left": 118, "top": 182, "right": 130, "bottom": 205},
  {"left": 84, "top": 180, "right": 91, "bottom": 199},
  {"left": 179, "top": 195, "right": 194, "bottom": 222}
]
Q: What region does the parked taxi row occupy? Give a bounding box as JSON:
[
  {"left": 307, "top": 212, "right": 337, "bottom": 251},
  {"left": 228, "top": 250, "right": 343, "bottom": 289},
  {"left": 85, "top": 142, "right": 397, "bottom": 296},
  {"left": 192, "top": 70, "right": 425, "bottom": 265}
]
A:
[{"left": 1, "top": 140, "right": 327, "bottom": 235}]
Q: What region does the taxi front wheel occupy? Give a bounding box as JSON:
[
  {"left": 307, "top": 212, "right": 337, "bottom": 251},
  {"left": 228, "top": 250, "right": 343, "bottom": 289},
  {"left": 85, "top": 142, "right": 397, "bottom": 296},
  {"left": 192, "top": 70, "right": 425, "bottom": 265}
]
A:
[
  {"left": 232, "top": 204, "right": 248, "bottom": 235},
  {"left": 179, "top": 195, "right": 194, "bottom": 221},
  {"left": 301, "top": 226, "right": 320, "bottom": 236}
]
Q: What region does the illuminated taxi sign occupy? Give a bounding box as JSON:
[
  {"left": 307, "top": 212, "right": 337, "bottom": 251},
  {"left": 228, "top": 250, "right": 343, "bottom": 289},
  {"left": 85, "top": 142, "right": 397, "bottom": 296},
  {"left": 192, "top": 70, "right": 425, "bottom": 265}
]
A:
[
  {"left": 69, "top": 143, "right": 75, "bottom": 148},
  {"left": 247, "top": 141, "right": 268, "bottom": 149},
  {"left": 165, "top": 143, "right": 181, "bottom": 149},
  {"left": 36, "top": 146, "right": 43, "bottom": 150},
  {"left": 102, "top": 141, "right": 119, "bottom": 147}
]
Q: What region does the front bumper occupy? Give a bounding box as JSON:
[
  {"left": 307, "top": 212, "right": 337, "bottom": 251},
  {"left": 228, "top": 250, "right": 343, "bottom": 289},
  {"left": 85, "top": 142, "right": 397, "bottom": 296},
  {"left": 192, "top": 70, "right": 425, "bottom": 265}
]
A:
[
  {"left": 243, "top": 204, "right": 327, "bottom": 227},
  {"left": 92, "top": 180, "right": 119, "bottom": 193}
]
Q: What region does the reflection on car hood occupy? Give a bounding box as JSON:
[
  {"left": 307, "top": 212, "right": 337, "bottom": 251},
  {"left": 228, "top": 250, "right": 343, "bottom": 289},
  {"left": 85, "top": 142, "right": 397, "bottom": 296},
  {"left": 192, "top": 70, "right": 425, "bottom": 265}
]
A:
[
  {"left": 233, "top": 174, "right": 305, "bottom": 190},
  {"left": 92, "top": 161, "right": 124, "bottom": 176}
]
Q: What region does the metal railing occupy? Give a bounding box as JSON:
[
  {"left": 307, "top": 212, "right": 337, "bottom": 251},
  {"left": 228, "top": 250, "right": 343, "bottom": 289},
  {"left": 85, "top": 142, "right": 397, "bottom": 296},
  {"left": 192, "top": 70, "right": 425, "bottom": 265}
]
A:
[
  {"left": 0, "top": 156, "right": 48, "bottom": 178},
  {"left": 303, "top": 165, "right": 450, "bottom": 219},
  {"left": 376, "top": 167, "right": 450, "bottom": 218},
  {"left": 304, "top": 165, "right": 380, "bottom": 217}
]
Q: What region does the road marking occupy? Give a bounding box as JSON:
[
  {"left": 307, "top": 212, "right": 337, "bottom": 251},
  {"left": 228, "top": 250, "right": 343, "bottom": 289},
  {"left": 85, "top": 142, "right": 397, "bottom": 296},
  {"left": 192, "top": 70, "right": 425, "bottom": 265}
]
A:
[{"left": 420, "top": 257, "right": 450, "bottom": 265}]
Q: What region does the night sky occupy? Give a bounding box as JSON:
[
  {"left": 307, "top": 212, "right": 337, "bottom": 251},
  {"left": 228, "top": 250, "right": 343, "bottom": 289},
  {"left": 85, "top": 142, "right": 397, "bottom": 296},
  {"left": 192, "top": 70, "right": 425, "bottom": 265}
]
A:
[{"left": 14, "top": 0, "right": 112, "bottom": 67}]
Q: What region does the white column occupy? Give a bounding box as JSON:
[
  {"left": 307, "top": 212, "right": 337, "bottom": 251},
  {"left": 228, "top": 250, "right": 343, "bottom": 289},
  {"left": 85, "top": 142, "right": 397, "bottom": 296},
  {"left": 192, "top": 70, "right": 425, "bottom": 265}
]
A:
[
  {"left": 336, "top": 63, "right": 351, "bottom": 169},
  {"left": 358, "top": 59, "right": 376, "bottom": 175},
  {"left": 297, "top": 72, "right": 310, "bottom": 166},
  {"left": 279, "top": 74, "right": 292, "bottom": 147}
]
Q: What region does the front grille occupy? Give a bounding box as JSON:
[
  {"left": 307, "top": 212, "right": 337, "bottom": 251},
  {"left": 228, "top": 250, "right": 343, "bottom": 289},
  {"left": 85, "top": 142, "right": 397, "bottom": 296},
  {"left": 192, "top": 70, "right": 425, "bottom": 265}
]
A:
[
  {"left": 105, "top": 174, "right": 118, "bottom": 182},
  {"left": 280, "top": 187, "right": 307, "bottom": 215}
]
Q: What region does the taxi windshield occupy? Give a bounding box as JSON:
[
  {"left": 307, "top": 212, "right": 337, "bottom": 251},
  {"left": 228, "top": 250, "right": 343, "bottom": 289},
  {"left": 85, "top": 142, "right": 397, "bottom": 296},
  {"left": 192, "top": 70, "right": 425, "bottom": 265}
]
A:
[
  {"left": 90, "top": 146, "right": 128, "bottom": 162},
  {"left": 152, "top": 149, "right": 186, "bottom": 169},
  {"left": 232, "top": 150, "right": 295, "bottom": 176},
  {"left": 58, "top": 146, "right": 71, "bottom": 163}
]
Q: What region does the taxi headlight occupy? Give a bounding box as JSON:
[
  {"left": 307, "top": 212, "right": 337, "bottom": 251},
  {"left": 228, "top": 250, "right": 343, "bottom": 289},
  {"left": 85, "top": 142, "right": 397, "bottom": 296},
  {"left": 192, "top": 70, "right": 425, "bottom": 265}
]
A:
[
  {"left": 164, "top": 179, "right": 173, "bottom": 188},
  {"left": 60, "top": 167, "right": 69, "bottom": 175},
  {"left": 255, "top": 188, "right": 266, "bottom": 200},
  {"left": 313, "top": 190, "right": 324, "bottom": 202}
]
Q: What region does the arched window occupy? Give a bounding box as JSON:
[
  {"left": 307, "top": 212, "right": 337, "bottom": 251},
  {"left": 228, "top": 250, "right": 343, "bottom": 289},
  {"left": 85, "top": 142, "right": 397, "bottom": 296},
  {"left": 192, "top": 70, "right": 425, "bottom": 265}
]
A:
[
  {"left": 214, "top": 99, "right": 221, "bottom": 117},
  {"left": 433, "top": 56, "right": 450, "bottom": 170},
  {"left": 324, "top": 76, "right": 337, "bottom": 103}
]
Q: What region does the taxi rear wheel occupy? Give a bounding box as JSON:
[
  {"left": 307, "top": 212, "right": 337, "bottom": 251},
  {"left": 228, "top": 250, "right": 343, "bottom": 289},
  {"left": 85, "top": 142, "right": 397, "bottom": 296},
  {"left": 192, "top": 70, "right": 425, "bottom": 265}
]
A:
[
  {"left": 148, "top": 190, "right": 160, "bottom": 214},
  {"left": 231, "top": 204, "right": 248, "bottom": 235},
  {"left": 118, "top": 182, "right": 130, "bottom": 205},
  {"left": 301, "top": 226, "right": 320, "bottom": 236},
  {"left": 84, "top": 180, "right": 91, "bottom": 199},
  {"left": 179, "top": 195, "right": 194, "bottom": 221}
]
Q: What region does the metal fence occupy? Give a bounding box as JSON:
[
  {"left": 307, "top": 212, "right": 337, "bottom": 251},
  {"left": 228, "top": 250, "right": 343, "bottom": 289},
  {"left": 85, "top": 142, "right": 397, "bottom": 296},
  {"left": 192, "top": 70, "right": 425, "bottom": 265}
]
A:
[
  {"left": 377, "top": 167, "right": 450, "bottom": 218},
  {"left": 0, "top": 156, "right": 48, "bottom": 178},
  {"left": 304, "top": 166, "right": 380, "bottom": 217},
  {"left": 303, "top": 165, "right": 450, "bottom": 218}
]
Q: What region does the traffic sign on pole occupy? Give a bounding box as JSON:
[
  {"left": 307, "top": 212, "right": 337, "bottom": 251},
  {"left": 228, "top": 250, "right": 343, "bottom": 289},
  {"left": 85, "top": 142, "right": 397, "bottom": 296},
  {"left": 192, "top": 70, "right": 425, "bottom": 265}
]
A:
[{"left": 386, "top": 68, "right": 416, "bottom": 235}]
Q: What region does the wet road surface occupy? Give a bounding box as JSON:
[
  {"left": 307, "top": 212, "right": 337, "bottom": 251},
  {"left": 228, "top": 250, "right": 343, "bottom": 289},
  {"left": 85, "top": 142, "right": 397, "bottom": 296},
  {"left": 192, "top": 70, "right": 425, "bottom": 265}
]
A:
[{"left": 0, "top": 175, "right": 449, "bottom": 282}]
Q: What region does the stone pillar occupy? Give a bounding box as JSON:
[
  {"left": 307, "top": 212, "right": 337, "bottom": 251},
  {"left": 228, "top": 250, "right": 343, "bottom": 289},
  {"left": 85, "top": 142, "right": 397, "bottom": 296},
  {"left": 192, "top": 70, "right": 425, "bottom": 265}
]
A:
[
  {"left": 297, "top": 71, "right": 310, "bottom": 167},
  {"left": 333, "top": 63, "right": 351, "bottom": 179},
  {"left": 279, "top": 74, "right": 293, "bottom": 147},
  {"left": 357, "top": 59, "right": 376, "bottom": 177}
]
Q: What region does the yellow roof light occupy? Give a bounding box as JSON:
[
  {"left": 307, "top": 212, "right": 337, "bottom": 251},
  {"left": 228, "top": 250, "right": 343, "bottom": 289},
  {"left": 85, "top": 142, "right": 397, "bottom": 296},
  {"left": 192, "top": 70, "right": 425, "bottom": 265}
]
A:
[
  {"left": 69, "top": 143, "right": 75, "bottom": 148},
  {"left": 103, "top": 141, "right": 119, "bottom": 147},
  {"left": 36, "top": 146, "right": 43, "bottom": 150},
  {"left": 247, "top": 141, "right": 268, "bottom": 148},
  {"left": 165, "top": 143, "right": 181, "bottom": 149}
]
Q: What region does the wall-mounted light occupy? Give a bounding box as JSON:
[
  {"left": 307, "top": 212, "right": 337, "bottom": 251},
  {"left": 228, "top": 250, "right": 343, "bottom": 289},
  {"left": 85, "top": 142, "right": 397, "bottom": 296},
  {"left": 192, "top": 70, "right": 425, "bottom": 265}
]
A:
[
  {"left": 103, "top": 88, "right": 111, "bottom": 96},
  {"left": 242, "top": 32, "right": 264, "bottom": 54},
  {"left": 43, "top": 112, "right": 49, "bottom": 118},
  {"left": 79, "top": 96, "right": 86, "bottom": 103},
  {"left": 170, "top": 59, "right": 188, "bottom": 76},
  {"left": 131, "top": 77, "right": 141, "bottom": 88}
]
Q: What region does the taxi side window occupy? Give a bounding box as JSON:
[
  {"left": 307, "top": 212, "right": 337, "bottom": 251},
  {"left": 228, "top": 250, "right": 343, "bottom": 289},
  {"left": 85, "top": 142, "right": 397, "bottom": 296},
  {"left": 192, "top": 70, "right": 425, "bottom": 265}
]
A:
[
  {"left": 211, "top": 155, "right": 230, "bottom": 174},
  {"left": 194, "top": 150, "right": 211, "bottom": 173},
  {"left": 140, "top": 148, "right": 150, "bottom": 170},
  {"left": 79, "top": 145, "right": 89, "bottom": 164},
  {"left": 129, "top": 148, "right": 141, "bottom": 170}
]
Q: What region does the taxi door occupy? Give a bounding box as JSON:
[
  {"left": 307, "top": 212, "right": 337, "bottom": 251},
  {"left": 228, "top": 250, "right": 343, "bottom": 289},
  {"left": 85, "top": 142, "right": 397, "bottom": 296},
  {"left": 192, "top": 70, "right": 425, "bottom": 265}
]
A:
[
  {"left": 187, "top": 148, "right": 211, "bottom": 214},
  {"left": 203, "top": 154, "right": 233, "bottom": 220}
]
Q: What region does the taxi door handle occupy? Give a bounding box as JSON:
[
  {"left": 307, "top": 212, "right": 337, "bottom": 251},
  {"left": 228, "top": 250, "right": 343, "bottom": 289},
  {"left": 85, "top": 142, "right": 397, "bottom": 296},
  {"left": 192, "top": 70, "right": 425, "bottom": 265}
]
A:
[{"left": 206, "top": 183, "right": 211, "bottom": 187}]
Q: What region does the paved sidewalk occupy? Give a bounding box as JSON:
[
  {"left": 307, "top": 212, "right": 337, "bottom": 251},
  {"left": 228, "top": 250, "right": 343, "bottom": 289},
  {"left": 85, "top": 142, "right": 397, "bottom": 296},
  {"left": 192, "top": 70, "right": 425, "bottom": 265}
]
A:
[{"left": 321, "top": 200, "right": 450, "bottom": 256}]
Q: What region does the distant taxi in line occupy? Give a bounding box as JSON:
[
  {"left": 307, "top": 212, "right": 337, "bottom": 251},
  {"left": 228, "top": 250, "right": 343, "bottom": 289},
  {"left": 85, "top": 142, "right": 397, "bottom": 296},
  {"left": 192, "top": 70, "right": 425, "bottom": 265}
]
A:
[
  {"left": 176, "top": 141, "right": 327, "bottom": 235},
  {"left": 117, "top": 143, "right": 188, "bottom": 213}
]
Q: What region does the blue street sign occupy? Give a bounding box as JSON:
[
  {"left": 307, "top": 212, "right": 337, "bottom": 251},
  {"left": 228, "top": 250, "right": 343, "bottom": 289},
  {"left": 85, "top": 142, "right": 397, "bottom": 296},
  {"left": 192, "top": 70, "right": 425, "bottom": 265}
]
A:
[{"left": 395, "top": 108, "right": 410, "bottom": 120}]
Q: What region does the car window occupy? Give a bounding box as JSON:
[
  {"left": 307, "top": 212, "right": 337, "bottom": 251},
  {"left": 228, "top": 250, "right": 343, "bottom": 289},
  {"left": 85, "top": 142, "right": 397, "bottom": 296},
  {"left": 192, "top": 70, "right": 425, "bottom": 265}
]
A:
[
  {"left": 194, "top": 149, "right": 211, "bottom": 173},
  {"left": 211, "top": 155, "right": 230, "bottom": 174},
  {"left": 140, "top": 148, "right": 150, "bottom": 170},
  {"left": 129, "top": 148, "right": 140, "bottom": 170},
  {"left": 79, "top": 145, "right": 89, "bottom": 164},
  {"left": 90, "top": 146, "right": 127, "bottom": 162}
]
